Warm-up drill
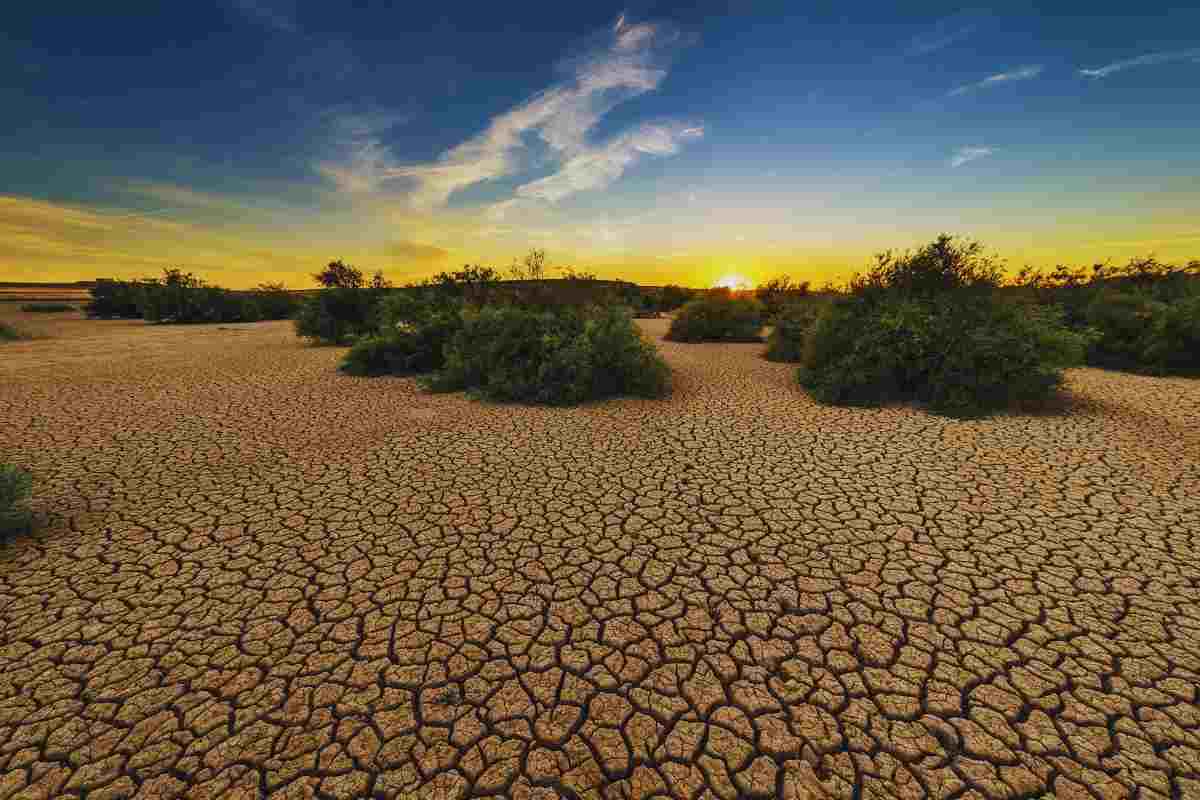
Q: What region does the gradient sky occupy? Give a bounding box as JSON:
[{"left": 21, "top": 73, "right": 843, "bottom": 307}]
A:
[{"left": 3, "top": 2, "right": 1198, "bottom": 288}]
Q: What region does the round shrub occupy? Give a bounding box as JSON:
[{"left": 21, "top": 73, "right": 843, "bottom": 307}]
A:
[
  {"left": 430, "top": 305, "right": 669, "bottom": 404},
  {"left": 764, "top": 302, "right": 823, "bottom": 363},
  {"left": 294, "top": 288, "right": 382, "bottom": 345},
  {"left": 340, "top": 310, "right": 463, "bottom": 376},
  {"left": 665, "top": 293, "right": 763, "bottom": 342},
  {"left": 799, "top": 293, "right": 1089, "bottom": 417}
]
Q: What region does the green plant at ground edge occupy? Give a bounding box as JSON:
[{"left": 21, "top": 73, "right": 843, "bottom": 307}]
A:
[{"left": 0, "top": 464, "right": 33, "bottom": 537}]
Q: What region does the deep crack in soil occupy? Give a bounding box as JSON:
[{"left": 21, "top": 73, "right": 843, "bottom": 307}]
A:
[{"left": 1, "top": 317, "right": 1199, "bottom": 799}]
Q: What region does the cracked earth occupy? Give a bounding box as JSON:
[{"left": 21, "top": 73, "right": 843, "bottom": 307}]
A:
[{"left": 1, "top": 316, "right": 1199, "bottom": 799}]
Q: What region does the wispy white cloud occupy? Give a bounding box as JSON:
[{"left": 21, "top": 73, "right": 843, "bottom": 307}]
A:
[
  {"left": 905, "top": 10, "right": 986, "bottom": 56},
  {"left": 230, "top": 0, "right": 298, "bottom": 33},
  {"left": 1080, "top": 47, "right": 1200, "bottom": 78},
  {"left": 314, "top": 111, "right": 410, "bottom": 194},
  {"left": 949, "top": 65, "right": 1043, "bottom": 96},
  {"left": 318, "top": 14, "right": 698, "bottom": 210},
  {"left": 514, "top": 123, "right": 704, "bottom": 205},
  {"left": 950, "top": 146, "right": 994, "bottom": 167}
]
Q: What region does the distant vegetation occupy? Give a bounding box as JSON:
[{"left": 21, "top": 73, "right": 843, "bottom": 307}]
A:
[
  {"left": 0, "top": 322, "right": 29, "bottom": 341},
  {"left": 1011, "top": 257, "right": 1200, "bottom": 374},
  {"left": 0, "top": 464, "right": 33, "bottom": 537},
  {"left": 20, "top": 303, "right": 76, "bottom": 313},
  {"left": 665, "top": 291, "right": 764, "bottom": 342},
  {"left": 85, "top": 270, "right": 301, "bottom": 323},
  {"left": 332, "top": 255, "right": 671, "bottom": 404}
]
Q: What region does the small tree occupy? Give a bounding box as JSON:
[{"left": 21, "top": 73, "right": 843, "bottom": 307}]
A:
[
  {"left": 314, "top": 260, "right": 365, "bottom": 289},
  {"left": 369, "top": 270, "right": 393, "bottom": 290},
  {"left": 755, "top": 276, "right": 811, "bottom": 318},
  {"left": 509, "top": 248, "right": 547, "bottom": 281}
]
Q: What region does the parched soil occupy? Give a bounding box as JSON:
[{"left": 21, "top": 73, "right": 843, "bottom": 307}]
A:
[{"left": 1, "top": 318, "right": 1199, "bottom": 799}]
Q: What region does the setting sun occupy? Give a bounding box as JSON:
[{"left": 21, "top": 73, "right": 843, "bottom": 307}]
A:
[{"left": 713, "top": 274, "right": 751, "bottom": 290}]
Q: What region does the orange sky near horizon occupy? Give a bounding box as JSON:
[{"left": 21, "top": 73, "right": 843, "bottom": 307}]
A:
[{"left": 2, "top": 192, "right": 1198, "bottom": 291}]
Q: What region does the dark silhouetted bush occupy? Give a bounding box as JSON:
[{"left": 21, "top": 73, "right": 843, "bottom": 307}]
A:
[
  {"left": 86, "top": 278, "right": 147, "bottom": 318},
  {"left": 294, "top": 287, "right": 384, "bottom": 345},
  {"left": 799, "top": 236, "right": 1090, "bottom": 417},
  {"left": 314, "top": 259, "right": 365, "bottom": 288},
  {"left": 755, "top": 277, "right": 810, "bottom": 320},
  {"left": 656, "top": 284, "right": 694, "bottom": 312},
  {"left": 764, "top": 302, "right": 823, "bottom": 362},
  {"left": 251, "top": 283, "right": 301, "bottom": 320},
  {"left": 20, "top": 303, "right": 76, "bottom": 313},
  {"left": 665, "top": 292, "right": 764, "bottom": 342},
  {"left": 0, "top": 463, "right": 32, "bottom": 537},
  {"left": 429, "top": 305, "right": 669, "bottom": 404}
]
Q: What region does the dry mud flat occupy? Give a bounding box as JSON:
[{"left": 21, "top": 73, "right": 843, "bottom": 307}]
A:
[{"left": 1, "top": 318, "right": 1198, "bottom": 800}]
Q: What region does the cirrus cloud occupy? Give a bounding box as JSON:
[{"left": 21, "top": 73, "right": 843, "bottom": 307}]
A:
[
  {"left": 316, "top": 13, "right": 702, "bottom": 212},
  {"left": 1080, "top": 47, "right": 1200, "bottom": 78},
  {"left": 949, "top": 65, "right": 1043, "bottom": 97},
  {"left": 950, "top": 146, "right": 994, "bottom": 167}
]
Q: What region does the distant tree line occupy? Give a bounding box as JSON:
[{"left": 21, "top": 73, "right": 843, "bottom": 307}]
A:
[{"left": 86, "top": 269, "right": 301, "bottom": 323}]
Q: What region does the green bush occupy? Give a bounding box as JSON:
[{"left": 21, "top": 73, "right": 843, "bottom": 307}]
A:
[
  {"left": 294, "top": 287, "right": 384, "bottom": 345},
  {"left": 1083, "top": 291, "right": 1156, "bottom": 369},
  {"left": 340, "top": 309, "right": 464, "bottom": 376},
  {"left": 798, "top": 236, "right": 1090, "bottom": 417},
  {"left": 0, "top": 464, "right": 33, "bottom": 537},
  {"left": 764, "top": 302, "right": 822, "bottom": 362},
  {"left": 1143, "top": 295, "right": 1200, "bottom": 373},
  {"left": 20, "top": 303, "right": 76, "bottom": 313},
  {"left": 665, "top": 292, "right": 764, "bottom": 342},
  {"left": 0, "top": 322, "right": 28, "bottom": 341},
  {"left": 429, "top": 305, "right": 669, "bottom": 404},
  {"left": 799, "top": 293, "right": 1088, "bottom": 416}
]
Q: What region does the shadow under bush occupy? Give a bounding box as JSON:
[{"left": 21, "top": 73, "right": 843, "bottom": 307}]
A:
[
  {"left": 665, "top": 292, "right": 764, "bottom": 342},
  {"left": 428, "top": 305, "right": 670, "bottom": 404}
]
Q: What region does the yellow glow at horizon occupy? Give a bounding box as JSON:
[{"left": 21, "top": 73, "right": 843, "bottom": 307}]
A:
[{"left": 713, "top": 274, "right": 751, "bottom": 290}]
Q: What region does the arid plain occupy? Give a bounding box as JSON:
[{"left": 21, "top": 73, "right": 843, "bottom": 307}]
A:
[{"left": 1, "top": 307, "right": 1199, "bottom": 799}]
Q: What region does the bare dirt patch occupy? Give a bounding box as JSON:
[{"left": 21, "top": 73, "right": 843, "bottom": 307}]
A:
[{"left": 1, "top": 318, "right": 1198, "bottom": 799}]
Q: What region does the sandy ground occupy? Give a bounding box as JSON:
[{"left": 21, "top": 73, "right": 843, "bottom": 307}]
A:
[{"left": 1, "top": 316, "right": 1199, "bottom": 799}]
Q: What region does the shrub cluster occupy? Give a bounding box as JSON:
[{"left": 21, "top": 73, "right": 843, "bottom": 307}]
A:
[
  {"left": 0, "top": 464, "right": 32, "bottom": 537},
  {"left": 665, "top": 292, "right": 764, "bottom": 342},
  {"left": 798, "top": 235, "right": 1091, "bottom": 417},
  {"left": 339, "top": 286, "right": 671, "bottom": 405},
  {"left": 85, "top": 271, "right": 300, "bottom": 323},
  {"left": 1012, "top": 257, "right": 1200, "bottom": 374},
  {"left": 430, "top": 305, "right": 669, "bottom": 404},
  {"left": 294, "top": 287, "right": 388, "bottom": 345},
  {"left": 755, "top": 277, "right": 811, "bottom": 320},
  {"left": 764, "top": 301, "right": 824, "bottom": 362},
  {"left": 20, "top": 303, "right": 76, "bottom": 313}
]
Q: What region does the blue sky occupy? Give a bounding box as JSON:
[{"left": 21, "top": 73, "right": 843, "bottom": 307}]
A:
[{"left": 2, "top": 2, "right": 1198, "bottom": 286}]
